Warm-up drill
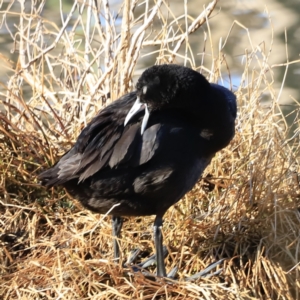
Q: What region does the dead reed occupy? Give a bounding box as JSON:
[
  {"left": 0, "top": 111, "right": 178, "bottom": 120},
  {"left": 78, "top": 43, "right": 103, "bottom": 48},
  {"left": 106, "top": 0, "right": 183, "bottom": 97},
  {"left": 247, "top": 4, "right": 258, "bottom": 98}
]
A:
[{"left": 0, "top": 0, "right": 299, "bottom": 299}]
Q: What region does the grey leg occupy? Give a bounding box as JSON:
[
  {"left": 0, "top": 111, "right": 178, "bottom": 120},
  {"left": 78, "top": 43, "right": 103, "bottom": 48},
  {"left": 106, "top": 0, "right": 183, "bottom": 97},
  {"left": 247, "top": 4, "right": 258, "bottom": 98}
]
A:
[
  {"left": 122, "top": 214, "right": 224, "bottom": 281},
  {"left": 112, "top": 216, "right": 123, "bottom": 261},
  {"left": 153, "top": 216, "right": 167, "bottom": 277}
]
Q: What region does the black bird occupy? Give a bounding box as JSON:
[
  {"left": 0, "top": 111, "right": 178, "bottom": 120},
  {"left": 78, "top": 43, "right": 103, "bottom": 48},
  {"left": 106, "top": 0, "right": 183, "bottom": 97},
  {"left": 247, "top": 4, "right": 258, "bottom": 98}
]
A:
[{"left": 38, "top": 64, "right": 237, "bottom": 278}]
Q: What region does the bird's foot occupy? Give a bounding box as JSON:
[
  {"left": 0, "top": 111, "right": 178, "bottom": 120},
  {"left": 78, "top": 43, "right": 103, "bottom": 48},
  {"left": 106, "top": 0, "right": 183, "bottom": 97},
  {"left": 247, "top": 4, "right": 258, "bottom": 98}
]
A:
[
  {"left": 124, "top": 246, "right": 177, "bottom": 279},
  {"left": 184, "top": 258, "right": 225, "bottom": 281},
  {"left": 124, "top": 247, "right": 225, "bottom": 281}
]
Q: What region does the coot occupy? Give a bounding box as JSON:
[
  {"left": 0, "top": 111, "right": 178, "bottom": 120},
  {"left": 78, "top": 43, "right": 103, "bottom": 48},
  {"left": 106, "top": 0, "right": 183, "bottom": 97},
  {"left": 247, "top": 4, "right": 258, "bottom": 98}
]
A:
[{"left": 38, "top": 64, "right": 237, "bottom": 278}]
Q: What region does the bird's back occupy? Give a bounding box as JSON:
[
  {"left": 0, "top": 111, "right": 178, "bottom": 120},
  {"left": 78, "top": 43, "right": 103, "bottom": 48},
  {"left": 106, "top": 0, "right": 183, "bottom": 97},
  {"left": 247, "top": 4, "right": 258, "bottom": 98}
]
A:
[
  {"left": 39, "top": 105, "right": 214, "bottom": 216},
  {"left": 38, "top": 64, "right": 236, "bottom": 217}
]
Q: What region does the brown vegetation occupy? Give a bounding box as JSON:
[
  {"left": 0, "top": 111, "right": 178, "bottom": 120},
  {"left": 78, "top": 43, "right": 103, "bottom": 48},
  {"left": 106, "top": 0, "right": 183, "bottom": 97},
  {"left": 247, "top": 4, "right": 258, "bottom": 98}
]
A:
[{"left": 0, "top": 0, "right": 299, "bottom": 299}]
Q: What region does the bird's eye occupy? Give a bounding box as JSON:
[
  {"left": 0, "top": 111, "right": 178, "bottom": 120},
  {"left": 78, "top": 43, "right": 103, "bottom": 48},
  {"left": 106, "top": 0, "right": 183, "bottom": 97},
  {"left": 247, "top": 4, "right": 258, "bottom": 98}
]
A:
[{"left": 153, "top": 76, "right": 160, "bottom": 85}]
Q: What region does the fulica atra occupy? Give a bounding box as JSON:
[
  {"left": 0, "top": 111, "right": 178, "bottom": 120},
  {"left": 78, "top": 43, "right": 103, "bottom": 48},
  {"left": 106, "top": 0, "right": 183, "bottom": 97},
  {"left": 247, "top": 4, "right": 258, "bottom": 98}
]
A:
[{"left": 38, "top": 64, "right": 237, "bottom": 278}]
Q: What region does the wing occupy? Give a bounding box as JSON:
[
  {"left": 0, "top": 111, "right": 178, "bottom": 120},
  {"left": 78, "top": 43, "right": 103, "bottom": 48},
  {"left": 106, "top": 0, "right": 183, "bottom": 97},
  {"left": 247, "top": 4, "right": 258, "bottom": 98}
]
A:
[
  {"left": 39, "top": 92, "right": 166, "bottom": 186},
  {"left": 88, "top": 115, "right": 213, "bottom": 204}
]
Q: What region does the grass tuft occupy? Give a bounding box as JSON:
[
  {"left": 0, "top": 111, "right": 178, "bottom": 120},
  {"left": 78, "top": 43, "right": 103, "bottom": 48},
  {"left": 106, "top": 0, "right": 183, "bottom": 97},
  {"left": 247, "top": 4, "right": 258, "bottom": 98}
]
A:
[{"left": 0, "top": 0, "right": 299, "bottom": 299}]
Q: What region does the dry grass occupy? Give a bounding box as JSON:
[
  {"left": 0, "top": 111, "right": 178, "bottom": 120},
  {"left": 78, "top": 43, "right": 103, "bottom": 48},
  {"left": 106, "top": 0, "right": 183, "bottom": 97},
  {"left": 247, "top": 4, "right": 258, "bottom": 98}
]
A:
[{"left": 1, "top": 0, "right": 300, "bottom": 299}]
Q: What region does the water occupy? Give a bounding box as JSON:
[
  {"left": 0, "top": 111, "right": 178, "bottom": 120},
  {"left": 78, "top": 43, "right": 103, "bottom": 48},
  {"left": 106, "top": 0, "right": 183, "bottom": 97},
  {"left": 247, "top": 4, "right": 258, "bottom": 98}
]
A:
[{"left": 0, "top": 0, "right": 299, "bottom": 120}]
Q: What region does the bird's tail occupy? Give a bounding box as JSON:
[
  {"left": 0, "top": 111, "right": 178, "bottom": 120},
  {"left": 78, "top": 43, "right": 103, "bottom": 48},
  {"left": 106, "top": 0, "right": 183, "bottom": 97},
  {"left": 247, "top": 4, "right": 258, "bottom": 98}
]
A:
[{"left": 38, "top": 166, "right": 63, "bottom": 188}]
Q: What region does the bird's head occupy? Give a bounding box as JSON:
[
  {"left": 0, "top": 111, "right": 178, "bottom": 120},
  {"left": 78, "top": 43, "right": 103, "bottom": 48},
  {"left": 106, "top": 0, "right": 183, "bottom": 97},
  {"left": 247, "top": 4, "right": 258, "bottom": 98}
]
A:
[
  {"left": 124, "top": 64, "right": 235, "bottom": 134},
  {"left": 135, "top": 66, "right": 180, "bottom": 110},
  {"left": 124, "top": 65, "right": 181, "bottom": 134}
]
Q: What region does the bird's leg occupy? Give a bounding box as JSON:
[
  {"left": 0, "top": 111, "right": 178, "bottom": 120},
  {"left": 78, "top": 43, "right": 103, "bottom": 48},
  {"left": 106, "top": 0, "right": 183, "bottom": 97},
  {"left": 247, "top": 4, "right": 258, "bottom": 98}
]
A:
[
  {"left": 151, "top": 216, "right": 224, "bottom": 280},
  {"left": 126, "top": 216, "right": 168, "bottom": 278},
  {"left": 153, "top": 215, "right": 167, "bottom": 277},
  {"left": 125, "top": 215, "right": 224, "bottom": 280},
  {"left": 112, "top": 216, "right": 123, "bottom": 262}
]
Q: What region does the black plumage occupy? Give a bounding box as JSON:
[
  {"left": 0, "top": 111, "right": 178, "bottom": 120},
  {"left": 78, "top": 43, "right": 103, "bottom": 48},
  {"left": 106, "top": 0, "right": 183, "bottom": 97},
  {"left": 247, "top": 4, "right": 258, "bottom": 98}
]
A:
[{"left": 38, "top": 64, "right": 237, "bottom": 278}]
